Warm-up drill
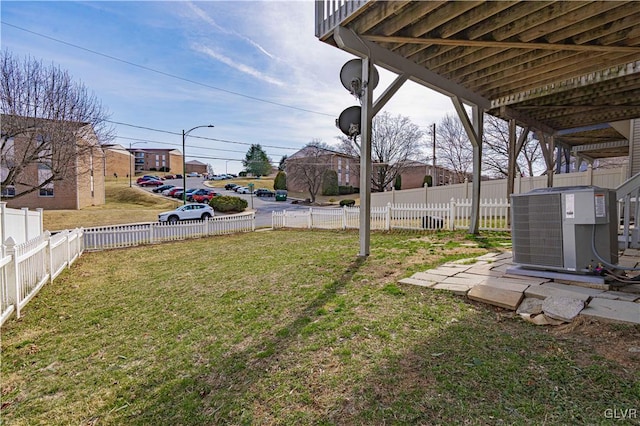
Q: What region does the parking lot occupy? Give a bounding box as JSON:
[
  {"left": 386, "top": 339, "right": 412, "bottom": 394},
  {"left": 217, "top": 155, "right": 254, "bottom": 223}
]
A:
[{"left": 138, "top": 177, "right": 312, "bottom": 227}]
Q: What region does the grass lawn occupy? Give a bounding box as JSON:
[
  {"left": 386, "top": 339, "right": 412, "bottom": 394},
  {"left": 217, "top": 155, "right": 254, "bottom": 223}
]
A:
[
  {"left": 1, "top": 230, "right": 638, "bottom": 425},
  {"left": 43, "top": 178, "right": 180, "bottom": 231}
]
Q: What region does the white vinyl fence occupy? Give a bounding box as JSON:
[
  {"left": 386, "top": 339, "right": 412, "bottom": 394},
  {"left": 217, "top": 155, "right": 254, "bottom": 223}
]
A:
[
  {"left": 1, "top": 202, "right": 43, "bottom": 245},
  {"left": 272, "top": 199, "right": 510, "bottom": 232},
  {"left": 83, "top": 212, "right": 256, "bottom": 250},
  {"left": 1, "top": 229, "right": 84, "bottom": 326}
]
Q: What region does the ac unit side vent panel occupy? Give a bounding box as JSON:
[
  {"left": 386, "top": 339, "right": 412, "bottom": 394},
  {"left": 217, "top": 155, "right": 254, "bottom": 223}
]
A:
[{"left": 512, "top": 193, "right": 563, "bottom": 268}]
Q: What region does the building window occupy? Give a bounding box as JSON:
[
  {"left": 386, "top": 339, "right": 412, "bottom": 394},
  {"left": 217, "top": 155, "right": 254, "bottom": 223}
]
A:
[
  {"left": 38, "top": 162, "right": 54, "bottom": 197},
  {"left": 345, "top": 162, "right": 350, "bottom": 184},
  {"left": 1, "top": 185, "right": 15, "bottom": 198},
  {"left": 338, "top": 158, "right": 342, "bottom": 185}
]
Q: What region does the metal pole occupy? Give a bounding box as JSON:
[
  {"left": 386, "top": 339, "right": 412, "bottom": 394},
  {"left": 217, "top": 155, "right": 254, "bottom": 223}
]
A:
[
  {"left": 432, "top": 122, "right": 436, "bottom": 186},
  {"left": 182, "top": 125, "right": 215, "bottom": 205},
  {"left": 129, "top": 143, "right": 133, "bottom": 187}
]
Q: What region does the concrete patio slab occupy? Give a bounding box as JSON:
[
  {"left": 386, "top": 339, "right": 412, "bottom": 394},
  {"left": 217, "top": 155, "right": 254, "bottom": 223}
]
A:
[
  {"left": 580, "top": 299, "right": 640, "bottom": 325},
  {"left": 468, "top": 285, "right": 524, "bottom": 310},
  {"left": 619, "top": 284, "right": 640, "bottom": 294}
]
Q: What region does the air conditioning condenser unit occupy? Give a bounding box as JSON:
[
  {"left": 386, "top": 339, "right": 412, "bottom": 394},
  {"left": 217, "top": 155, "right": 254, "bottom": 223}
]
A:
[{"left": 511, "top": 186, "right": 618, "bottom": 274}]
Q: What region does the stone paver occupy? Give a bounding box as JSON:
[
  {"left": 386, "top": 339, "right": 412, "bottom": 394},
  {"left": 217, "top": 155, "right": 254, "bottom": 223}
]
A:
[
  {"left": 580, "top": 299, "right": 640, "bottom": 325},
  {"left": 544, "top": 282, "right": 604, "bottom": 297},
  {"left": 479, "top": 277, "right": 533, "bottom": 293},
  {"left": 468, "top": 285, "right": 523, "bottom": 310},
  {"left": 431, "top": 282, "right": 473, "bottom": 296},
  {"left": 524, "top": 284, "right": 592, "bottom": 303},
  {"left": 595, "top": 291, "right": 640, "bottom": 302},
  {"left": 542, "top": 297, "right": 585, "bottom": 322},
  {"left": 516, "top": 297, "right": 543, "bottom": 315},
  {"left": 397, "top": 250, "right": 640, "bottom": 325},
  {"left": 412, "top": 271, "right": 450, "bottom": 282},
  {"left": 398, "top": 277, "right": 436, "bottom": 288}
]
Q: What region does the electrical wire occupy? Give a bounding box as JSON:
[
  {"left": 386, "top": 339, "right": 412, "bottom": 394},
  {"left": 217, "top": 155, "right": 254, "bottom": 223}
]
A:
[{"left": 1, "top": 21, "right": 335, "bottom": 118}]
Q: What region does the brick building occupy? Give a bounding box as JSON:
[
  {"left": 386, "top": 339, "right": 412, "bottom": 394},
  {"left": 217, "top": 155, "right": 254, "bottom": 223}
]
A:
[
  {"left": 2, "top": 119, "right": 105, "bottom": 210},
  {"left": 127, "top": 148, "right": 183, "bottom": 175},
  {"left": 285, "top": 146, "right": 359, "bottom": 192},
  {"left": 103, "top": 144, "right": 133, "bottom": 178},
  {"left": 185, "top": 160, "right": 207, "bottom": 175}
]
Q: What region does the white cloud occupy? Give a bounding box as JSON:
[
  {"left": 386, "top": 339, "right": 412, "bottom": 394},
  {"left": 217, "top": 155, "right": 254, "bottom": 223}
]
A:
[{"left": 192, "top": 43, "right": 285, "bottom": 87}]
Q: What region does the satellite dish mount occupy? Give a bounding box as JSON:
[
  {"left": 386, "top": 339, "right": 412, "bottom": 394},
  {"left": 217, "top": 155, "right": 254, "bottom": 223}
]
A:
[{"left": 340, "top": 59, "right": 379, "bottom": 101}]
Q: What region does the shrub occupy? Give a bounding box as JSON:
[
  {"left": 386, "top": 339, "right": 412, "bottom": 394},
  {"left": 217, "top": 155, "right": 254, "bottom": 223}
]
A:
[
  {"left": 274, "top": 171, "right": 287, "bottom": 190},
  {"left": 424, "top": 175, "right": 433, "bottom": 187},
  {"left": 338, "top": 185, "right": 354, "bottom": 195},
  {"left": 394, "top": 174, "right": 402, "bottom": 190},
  {"left": 322, "top": 169, "right": 339, "bottom": 196},
  {"left": 340, "top": 199, "right": 355, "bottom": 207},
  {"left": 239, "top": 171, "right": 248, "bottom": 177},
  {"left": 209, "top": 196, "right": 248, "bottom": 213}
]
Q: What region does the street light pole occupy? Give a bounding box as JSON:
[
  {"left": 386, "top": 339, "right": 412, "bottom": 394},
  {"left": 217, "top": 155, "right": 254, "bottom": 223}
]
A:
[{"left": 182, "top": 125, "right": 214, "bottom": 204}]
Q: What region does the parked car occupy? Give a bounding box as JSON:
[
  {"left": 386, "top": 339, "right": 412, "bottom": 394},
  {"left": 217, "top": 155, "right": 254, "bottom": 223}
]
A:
[
  {"left": 158, "top": 203, "right": 214, "bottom": 223},
  {"left": 236, "top": 186, "right": 251, "bottom": 194},
  {"left": 163, "top": 174, "right": 175, "bottom": 180},
  {"left": 225, "top": 183, "right": 238, "bottom": 191},
  {"left": 153, "top": 184, "right": 175, "bottom": 193},
  {"left": 254, "top": 188, "right": 274, "bottom": 197},
  {"left": 191, "top": 189, "right": 219, "bottom": 203},
  {"left": 139, "top": 178, "right": 164, "bottom": 187},
  {"left": 137, "top": 175, "right": 160, "bottom": 184},
  {"left": 186, "top": 172, "right": 201, "bottom": 177},
  {"left": 211, "top": 175, "right": 225, "bottom": 180},
  {"left": 166, "top": 187, "right": 184, "bottom": 197},
  {"left": 275, "top": 190, "right": 288, "bottom": 201},
  {"left": 173, "top": 188, "right": 199, "bottom": 199},
  {"left": 175, "top": 174, "right": 183, "bottom": 179}
]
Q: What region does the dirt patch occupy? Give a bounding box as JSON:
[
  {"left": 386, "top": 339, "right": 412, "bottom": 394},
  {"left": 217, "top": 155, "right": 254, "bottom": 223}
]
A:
[{"left": 552, "top": 317, "right": 640, "bottom": 372}]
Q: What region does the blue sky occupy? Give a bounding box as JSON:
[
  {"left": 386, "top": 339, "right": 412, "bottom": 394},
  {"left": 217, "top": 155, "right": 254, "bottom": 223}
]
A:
[{"left": 1, "top": 1, "right": 454, "bottom": 174}]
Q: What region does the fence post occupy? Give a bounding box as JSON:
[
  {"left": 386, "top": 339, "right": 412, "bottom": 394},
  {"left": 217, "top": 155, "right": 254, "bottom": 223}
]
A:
[
  {"left": 449, "top": 198, "right": 456, "bottom": 230},
  {"left": 386, "top": 203, "right": 391, "bottom": 231},
  {"left": 342, "top": 206, "right": 347, "bottom": 230},
  {"left": 251, "top": 212, "right": 256, "bottom": 232},
  {"left": 45, "top": 231, "right": 54, "bottom": 283},
  {"left": 65, "top": 229, "right": 71, "bottom": 267},
  {"left": 587, "top": 164, "right": 593, "bottom": 186},
  {"left": 308, "top": 208, "right": 313, "bottom": 229},
  {"left": 149, "top": 223, "right": 155, "bottom": 244},
  {"left": 5, "top": 237, "right": 20, "bottom": 319},
  {"left": 36, "top": 208, "right": 44, "bottom": 236},
  {"left": 21, "top": 208, "right": 30, "bottom": 243}
]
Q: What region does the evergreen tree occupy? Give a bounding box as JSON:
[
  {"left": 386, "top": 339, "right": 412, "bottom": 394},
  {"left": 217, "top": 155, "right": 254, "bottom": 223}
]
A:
[
  {"left": 274, "top": 171, "right": 287, "bottom": 190},
  {"left": 243, "top": 144, "right": 272, "bottom": 177}
]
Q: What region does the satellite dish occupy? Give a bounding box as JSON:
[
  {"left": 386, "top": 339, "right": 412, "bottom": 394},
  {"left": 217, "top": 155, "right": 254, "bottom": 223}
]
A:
[
  {"left": 340, "top": 59, "right": 379, "bottom": 98},
  {"left": 336, "top": 106, "right": 361, "bottom": 137}
]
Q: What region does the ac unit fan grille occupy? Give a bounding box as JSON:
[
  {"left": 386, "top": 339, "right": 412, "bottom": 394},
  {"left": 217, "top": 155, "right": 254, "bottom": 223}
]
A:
[{"left": 512, "top": 193, "right": 563, "bottom": 267}]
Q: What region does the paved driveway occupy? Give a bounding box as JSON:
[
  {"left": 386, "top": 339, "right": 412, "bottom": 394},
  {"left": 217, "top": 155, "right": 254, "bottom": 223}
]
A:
[{"left": 143, "top": 178, "right": 318, "bottom": 228}]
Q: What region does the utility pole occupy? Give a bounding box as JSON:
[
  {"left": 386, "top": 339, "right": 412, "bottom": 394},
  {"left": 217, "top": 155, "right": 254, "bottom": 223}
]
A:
[{"left": 432, "top": 122, "right": 437, "bottom": 186}]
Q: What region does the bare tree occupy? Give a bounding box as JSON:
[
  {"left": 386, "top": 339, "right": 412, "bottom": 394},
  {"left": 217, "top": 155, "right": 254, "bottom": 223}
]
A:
[
  {"left": 1, "top": 50, "right": 113, "bottom": 199},
  {"left": 337, "top": 111, "right": 423, "bottom": 192},
  {"left": 483, "top": 115, "right": 544, "bottom": 178},
  {"left": 435, "top": 113, "right": 473, "bottom": 182},
  {"left": 285, "top": 139, "right": 332, "bottom": 203}
]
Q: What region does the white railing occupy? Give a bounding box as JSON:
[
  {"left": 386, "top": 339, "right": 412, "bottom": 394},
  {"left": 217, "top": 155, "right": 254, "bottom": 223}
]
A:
[
  {"left": 1, "top": 229, "right": 84, "bottom": 326},
  {"left": 273, "top": 199, "right": 510, "bottom": 232},
  {"left": 315, "top": 0, "right": 369, "bottom": 38},
  {"left": 83, "top": 213, "right": 256, "bottom": 251}
]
